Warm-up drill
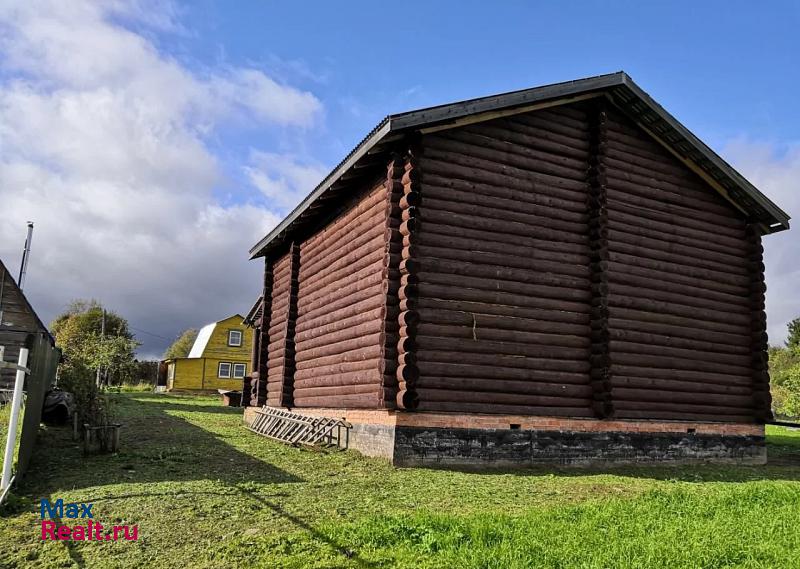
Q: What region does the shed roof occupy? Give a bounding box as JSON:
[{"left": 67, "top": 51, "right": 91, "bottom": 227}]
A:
[
  {"left": 0, "top": 258, "right": 52, "bottom": 342},
  {"left": 250, "top": 71, "right": 790, "bottom": 259}
]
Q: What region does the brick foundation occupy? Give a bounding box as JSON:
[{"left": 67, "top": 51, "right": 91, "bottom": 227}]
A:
[{"left": 242, "top": 407, "right": 766, "bottom": 467}]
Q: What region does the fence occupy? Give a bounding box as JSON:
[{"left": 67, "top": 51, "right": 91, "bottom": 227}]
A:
[{"left": 0, "top": 331, "right": 60, "bottom": 504}]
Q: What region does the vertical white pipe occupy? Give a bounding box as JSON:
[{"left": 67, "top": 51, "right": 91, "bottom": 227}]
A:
[{"left": 1, "top": 347, "right": 29, "bottom": 490}]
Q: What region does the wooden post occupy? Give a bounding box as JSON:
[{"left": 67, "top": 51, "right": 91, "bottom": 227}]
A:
[
  {"left": 746, "top": 223, "right": 771, "bottom": 422},
  {"left": 279, "top": 243, "right": 301, "bottom": 408},
  {"left": 255, "top": 259, "right": 274, "bottom": 406}
]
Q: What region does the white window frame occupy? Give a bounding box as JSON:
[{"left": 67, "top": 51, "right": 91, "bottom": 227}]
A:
[
  {"left": 228, "top": 329, "right": 243, "bottom": 347},
  {"left": 233, "top": 363, "right": 246, "bottom": 379},
  {"left": 218, "top": 362, "right": 232, "bottom": 378}
]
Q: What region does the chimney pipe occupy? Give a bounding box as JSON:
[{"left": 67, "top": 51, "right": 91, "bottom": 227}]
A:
[{"left": 18, "top": 222, "right": 33, "bottom": 292}]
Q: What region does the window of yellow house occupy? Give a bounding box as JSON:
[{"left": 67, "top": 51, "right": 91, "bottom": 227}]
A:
[
  {"left": 218, "top": 362, "right": 232, "bottom": 378},
  {"left": 233, "top": 363, "right": 246, "bottom": 378},
  {"left": 228, "top": 330, "right": 242, "bottom": 347}
]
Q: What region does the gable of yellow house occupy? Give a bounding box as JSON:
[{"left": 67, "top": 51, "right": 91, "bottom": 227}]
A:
[{"left": 163, "top": 314, "right": 252, "bottom": 391}]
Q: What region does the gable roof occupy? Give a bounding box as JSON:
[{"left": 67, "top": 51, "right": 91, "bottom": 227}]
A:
[
  {"left": 250, "top": 71, "right": 790, "bottom": 259},
  {"left": 0, "top": 257, "right": 52, "bottom": 341},
  {"left": 186, "top": 314, "right": 245, "bottom": 358}
]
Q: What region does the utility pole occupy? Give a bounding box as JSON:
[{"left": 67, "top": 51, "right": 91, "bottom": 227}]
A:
[
  {"left": 17, "top": 222, "right": 33, "bottom": 292},
  {"left": 96, "top": 308, "right": 106, "bottom": 388}
]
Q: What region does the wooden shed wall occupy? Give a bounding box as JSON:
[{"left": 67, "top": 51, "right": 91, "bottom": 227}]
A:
[
  {"left": 263, "top": 251, "right": 293, "bottom": 407},
  {"left": 291, "top": 180, "right": 390, "bottom": 408},
  {"left": 600, "top": 107, "right": 766, "bottom": 422},
  {"left": 412, "top": 104, "right": 595, "bottom": 416}
]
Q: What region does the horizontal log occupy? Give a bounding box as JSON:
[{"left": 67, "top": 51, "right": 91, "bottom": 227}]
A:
[
  {"left": 293, "top": 369, "right": 381, "bottom": 388},
  {"left": 423, "top": 207, "right": 586, "bottom": 247},
  {"left": 609, "top": 351, "right": 751, "bottom": 376},
  {"left": 606, "top": 173, "right": 736, "bottom": 218},
  {"left": 295, "top": 306, "right": 385, "bottom": 344},
  {"left": 608, "top": 294, "right": 751, "bottom": 331},
  {"left": 418, "top": 228, "right": 589, "bottom": 267},
  {"left": 289, "top": 383, "right": 381, "bottom": 399},
  {"left": 606, "top": 259, "right": 750, "bottom": 301},
  {"left": 423, "top": 194, "right": 587, "bottom": 236},
  {"left": 605, "top": 138, "right": 709, "bottom": 186},
  {"left": 428, "top": 132, "right": 589, "bottom": 183},
  {"left": 515, "top": 111, "right": 589, "bottom": 141},
  {"left": 293, "top": 393, "right": 383, "bottom": 408},
  {"left": 416, "top": 387, "right": 591, "bottom": 408},
  {"left": 418, "top": 282, "right": 591, "bottom": 315},
  {"left": 300, "top": 222, "right": 386, "bottom": 282},
  {"left": 297, "top": 296, "right": 386, "bottom": 334},
  {"left": 295, "top": 321, "right": 383, "bottom": 353},
  {"left": 298, "top": 247, "right": 385, "bottom": 299},
  {"left": 415, "top": 399, "right": 594, "bottom": 417},
  {"left": 605, "top": 155, "right": 716, "bottom": 201},
  {"left": 420, "top": 307, "right": 589, "bottom": 337},
  {"left": 419, "top": 152, "right": 586, "bottom": 201},
  {"left": 611, "top": 375, "right": 753, "bottom": 396},
  {"left": 611, "top": 364, "right": 752, "bottom": 387},
  {"left": 420, "top": 375, "right": 591, "bottom": 398},
  {"left": 496, "top": 114, "right": 591, "bottom": 152},
  {"left": 607, "top": 340, "right": 751, "bottom": 367},
  {"left": 417, "top": 337, "right": 590, "bottom": 373},
  {"left": 606, "top": 187, "right": 744, "bottom": 234},
  {"left": 298, "top": 257, "right": 385, "bottom": 310},
  {"left": 608, "top": 203, "right": 747, "bottom": 254},
  {"left": 607, "top": 217, "right": 747, "bottom": 265},
  {"left": 300, "top": 185, "right": 386, "bottom": 256},
  {"left": 418, "top": 297, "right": 590, "bottom": 326},
  {"left": 295, "top": 356, "right": 378, "bottom": 377},
  {"left": 418, "top": 322, "right": 589, "bottom": 352},
  {"left": 417, "top": 244, "right": 589, "bottom": 281},
  {"left": 422, "top": 177, "right": 587, "bottom": 220},
  {"left": 296, "top": 281, "right": 383, "bottom": 323},
  {"left": 421, "top": 256, "right": 587, "bottom": 290},
  {"left": 294, "top": 332, "right": 383, "bottom": 363},
  {"left": 294, "top": 344, "right": 385, "bottom": 371},
  {"left": 607, "top": 228, "right": 748, "bottom": 277},
  {"left": 608, "top": 328, "right": 749, "bottom": 356},
  {"left": 469, "top": 121, "right": 589, "bottom": 162},
  {"left": 611, "top": 387, "right": 754, "bottom": 408},
  {"left": 416, "top": 360, "right": 589, "bottom": 384},
  {"left": 608, "top": 282, "right": 749, "bottom": 322}
]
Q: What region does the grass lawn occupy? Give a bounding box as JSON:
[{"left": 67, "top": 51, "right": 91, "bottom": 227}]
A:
[{"left": 1, "top": 394, "right": 799, "bottom": 568}]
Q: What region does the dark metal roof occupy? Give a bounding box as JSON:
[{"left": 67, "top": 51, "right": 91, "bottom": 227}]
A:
[
  {"left": 242, "top": 295, "right": 263, "bottom": 328},
  {"left": 250, "top": 72, "right": 790, "bottom": 259}
]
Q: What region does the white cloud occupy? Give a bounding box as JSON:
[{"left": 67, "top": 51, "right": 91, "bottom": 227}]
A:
[
  {"left": 724, "top": 139, "right": 800, "bottom": 346},
  {"left": 0, "top": 0, "right": 322, "bottom": 358},
  {"left": 244, "top": 151, "right": 328, "bottom": 211}
]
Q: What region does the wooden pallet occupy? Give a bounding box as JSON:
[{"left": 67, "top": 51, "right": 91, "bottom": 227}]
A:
[{"left": 246, "top": 406, "right": 351, "bottom": 448}]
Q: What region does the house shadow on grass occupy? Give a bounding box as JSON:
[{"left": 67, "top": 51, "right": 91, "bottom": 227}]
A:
[{"left": 17, "top": 393, "right": 302, "bottom": 497}]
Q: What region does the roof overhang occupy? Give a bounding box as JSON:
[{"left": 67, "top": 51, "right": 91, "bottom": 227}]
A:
[{"left": 250, "top": 72, "right": 790, "bottom": 259}]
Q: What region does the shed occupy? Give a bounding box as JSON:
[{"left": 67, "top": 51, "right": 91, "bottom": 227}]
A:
[
  {"left": 242, "top": 72, "right": 789, "bottom": 467},
  {"left": 0, "top": 258, "right": 54, "bottom": 394}
]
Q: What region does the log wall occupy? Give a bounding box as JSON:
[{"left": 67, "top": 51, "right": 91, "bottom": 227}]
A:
[
  {"left": 603, "top": 107, "right": 763, "bottom": 423},
  {"left": 291, "top": 179, "right": 390, "bottom": 407},
  {"left": 413, "top": 105, "right": 595, "bottom": 416},
  {"left": 251, "top": 99, "right": 769, "bottom": 424}
]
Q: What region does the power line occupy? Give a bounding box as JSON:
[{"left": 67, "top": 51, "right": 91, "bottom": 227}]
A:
[{"left": 129, "top": 325, "right": 172, "bottom": 341}]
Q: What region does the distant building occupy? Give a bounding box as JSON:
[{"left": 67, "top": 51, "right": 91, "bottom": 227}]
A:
[{"left": 162, "top": 315, "right": 252, "bottom": 391}]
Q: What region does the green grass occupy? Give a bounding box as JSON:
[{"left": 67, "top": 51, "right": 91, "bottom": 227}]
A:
[{"left": 1, "top": 394, "right": 799, "bottom": 568}]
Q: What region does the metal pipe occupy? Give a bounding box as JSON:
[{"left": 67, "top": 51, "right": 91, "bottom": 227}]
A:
[
  {"left": 17, "top": 222, "right": 34, "bottom": 292},
  {"left": 1, "top": 347, "right": 29, "bottom": 490}
]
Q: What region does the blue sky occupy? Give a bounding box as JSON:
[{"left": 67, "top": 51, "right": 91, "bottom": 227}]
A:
[{"left": 1, "top": 1, "right": 798, "bottom": 356}]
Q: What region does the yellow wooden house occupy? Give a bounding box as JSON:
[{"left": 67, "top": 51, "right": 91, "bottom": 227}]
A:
[{"left": 163, "top": 314, "right": 252, "bottom": 391}]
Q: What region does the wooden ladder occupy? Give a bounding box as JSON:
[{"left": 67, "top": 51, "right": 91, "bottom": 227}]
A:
[{"left": 246, "top": 407, "right": 351, "bottom": 449}]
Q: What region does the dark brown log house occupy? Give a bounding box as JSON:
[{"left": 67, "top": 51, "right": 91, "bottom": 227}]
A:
[{"left": 242, "top": 72, "right": 790, "bottom": 466}]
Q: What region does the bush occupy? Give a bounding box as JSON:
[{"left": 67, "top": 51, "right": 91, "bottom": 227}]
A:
[{"left": 769, "top": 346, "right": 800, "bottom": 419}]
